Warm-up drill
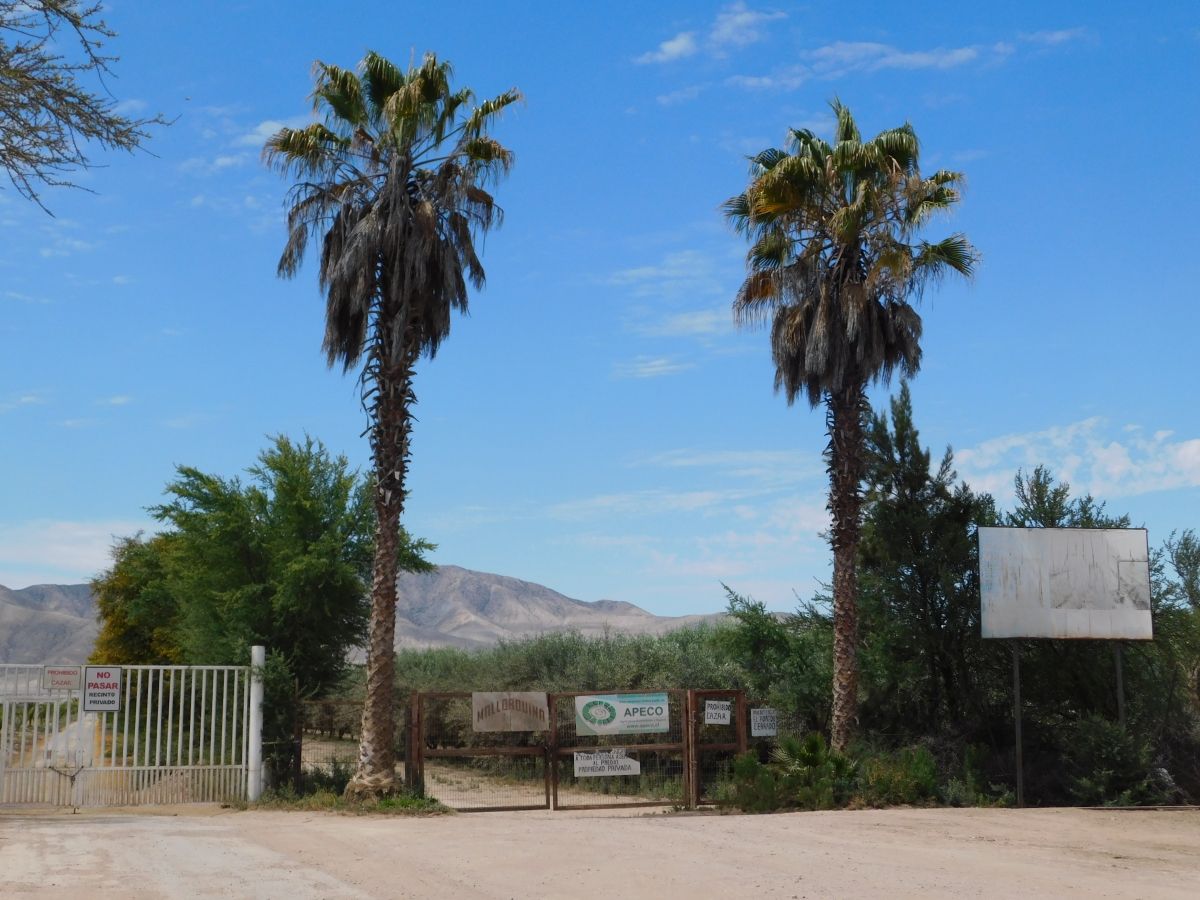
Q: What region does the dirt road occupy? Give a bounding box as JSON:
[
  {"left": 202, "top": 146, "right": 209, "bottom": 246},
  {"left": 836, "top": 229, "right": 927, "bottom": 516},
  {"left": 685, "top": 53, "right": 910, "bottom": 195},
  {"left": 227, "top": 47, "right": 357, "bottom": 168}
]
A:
[{"left": 2, "top": 805, "right": 1198, "bottom": 899}]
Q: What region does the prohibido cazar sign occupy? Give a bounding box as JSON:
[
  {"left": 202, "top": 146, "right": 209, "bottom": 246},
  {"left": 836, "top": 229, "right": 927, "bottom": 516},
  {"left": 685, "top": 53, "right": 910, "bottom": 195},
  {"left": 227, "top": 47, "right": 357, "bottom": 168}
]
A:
[
  {"left": 574, "top": 692, "right": 669, "bottom": 735},
  {"left": 83, "top": 665, "right": 123, "bottom": 713}
]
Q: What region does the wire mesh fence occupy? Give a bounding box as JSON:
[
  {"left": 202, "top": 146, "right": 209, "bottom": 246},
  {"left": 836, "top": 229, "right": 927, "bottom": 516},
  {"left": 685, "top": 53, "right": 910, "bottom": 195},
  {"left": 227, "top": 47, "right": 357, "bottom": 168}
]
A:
[
  {"left": 550, "top": 690, "right": 689, "bottom": 810},
  {"left": 414, "top": 693, "right": 549, "bottom": 811},
  {"left": 690, "top": 690, "right": 747, "bottom": 807},
  {"left": 297, "top": 700, "right": 408, "bottom": 789}
]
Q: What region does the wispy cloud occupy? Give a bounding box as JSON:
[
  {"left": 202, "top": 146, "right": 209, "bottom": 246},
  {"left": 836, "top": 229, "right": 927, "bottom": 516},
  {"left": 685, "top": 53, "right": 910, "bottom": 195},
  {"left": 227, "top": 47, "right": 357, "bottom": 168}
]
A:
[
  {"left": 610, "top": 249, "right": 731, "bottom": 302},
  {"left": 0, "top": 519, "right": 150, "bottom": 587},
  {"left": 100, "top": 396, "right": 131, "bottom": 406},
  {"left": 612, "top": 356, "right": 696, "bottom": 379},
  {"left": 637, "top": 4, "right": 786, "bottom": 65},
  {"left": 629, "top": 308, "right": 729, "bottom": 338},
  {"left": 640, "top": 448, "right": 821, "bottom": 486},
  {"left": 0, "top": 394, "right": 46, "bottom": 413},
  {"left": 657, "top": 84, "right": 708, "bottom": 106},
  {"left": 1019, "top": 27, "right": 1087, "bottom": 45},
  {"left": 727, "top": 40, "right": 1013, "bottom": 92},
  {"left": 956, "top": 417, "right": 1200, "bottom": 500},
  {"left": 636, "top": 31, "right": 699, "bottom": 65},
  {"left": 710, "top": 3, "right": 787, "bottom": 50},
  {"left": 231, "top": 118, "right": 307, "bottom": 148},
  {"left": 726, "top": 67, "right": 808, "bottom": 91}
]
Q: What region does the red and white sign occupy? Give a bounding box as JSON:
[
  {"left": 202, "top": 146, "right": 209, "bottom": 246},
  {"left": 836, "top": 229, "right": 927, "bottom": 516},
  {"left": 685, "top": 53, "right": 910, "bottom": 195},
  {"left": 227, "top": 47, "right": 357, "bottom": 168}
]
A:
[
  {"left": 83, "top": 666, "right": 123, "bottom": 712},
  {"left": 42, "top": 665, "right": 82, "bottom": 691}
]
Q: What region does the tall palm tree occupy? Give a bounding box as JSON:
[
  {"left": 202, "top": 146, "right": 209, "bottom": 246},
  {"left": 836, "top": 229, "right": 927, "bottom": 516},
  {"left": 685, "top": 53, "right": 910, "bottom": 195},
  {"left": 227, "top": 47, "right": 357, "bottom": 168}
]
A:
[
  {"left": 724, "top": 101, "right": 977, "bottom": 750},
  {"left": 265, "top": 51, "right": 520, "bottom": 797}
]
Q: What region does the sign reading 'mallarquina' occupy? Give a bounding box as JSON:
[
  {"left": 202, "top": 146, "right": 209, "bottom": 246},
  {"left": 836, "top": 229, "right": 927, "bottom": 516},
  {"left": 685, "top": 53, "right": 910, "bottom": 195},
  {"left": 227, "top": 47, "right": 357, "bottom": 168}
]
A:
[{"left": 471, "top": 692, "right": 550, "bottom": 732}]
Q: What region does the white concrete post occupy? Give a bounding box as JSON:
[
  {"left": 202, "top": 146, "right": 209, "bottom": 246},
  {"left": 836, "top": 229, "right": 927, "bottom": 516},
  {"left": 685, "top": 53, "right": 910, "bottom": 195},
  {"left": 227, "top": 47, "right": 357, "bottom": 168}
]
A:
[{"left": 248, "top": 645, "right": 265, "bottom": 801}]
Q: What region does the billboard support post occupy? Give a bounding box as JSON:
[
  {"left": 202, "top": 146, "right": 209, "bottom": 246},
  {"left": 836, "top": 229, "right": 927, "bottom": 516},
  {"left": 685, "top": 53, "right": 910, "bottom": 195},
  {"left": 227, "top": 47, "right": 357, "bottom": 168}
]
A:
[
  {"left": 1012, "top": 640, "right": 1023, "bottom": 809},
  {"left": 1114, "top": 643, "right": 1126, "bottom": 727}
]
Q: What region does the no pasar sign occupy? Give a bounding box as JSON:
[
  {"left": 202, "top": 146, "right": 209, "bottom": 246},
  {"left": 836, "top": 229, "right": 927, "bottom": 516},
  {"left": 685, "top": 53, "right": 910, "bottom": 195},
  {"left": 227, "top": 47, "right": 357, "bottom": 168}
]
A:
[{"left": 83, "top": 666, "right": 124, "bottom": 713}]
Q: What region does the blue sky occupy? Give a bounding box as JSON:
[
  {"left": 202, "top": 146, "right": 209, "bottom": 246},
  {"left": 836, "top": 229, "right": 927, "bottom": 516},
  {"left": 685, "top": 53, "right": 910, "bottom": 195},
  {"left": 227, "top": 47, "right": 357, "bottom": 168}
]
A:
[{"left": 1, "top": 2, "right": 1197, "bottom": 614}]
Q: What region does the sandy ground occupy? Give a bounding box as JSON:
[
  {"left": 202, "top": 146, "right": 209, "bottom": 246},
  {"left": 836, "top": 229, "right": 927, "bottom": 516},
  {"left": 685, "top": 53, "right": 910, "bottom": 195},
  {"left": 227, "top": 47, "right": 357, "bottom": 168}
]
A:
[{"left": 1, "top": 804, "right": 1198, "bottom": 899}]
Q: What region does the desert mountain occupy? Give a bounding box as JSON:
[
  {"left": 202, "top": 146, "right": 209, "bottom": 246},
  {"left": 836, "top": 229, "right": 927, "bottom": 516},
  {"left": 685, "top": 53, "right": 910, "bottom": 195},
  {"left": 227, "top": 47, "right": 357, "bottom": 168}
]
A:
[
  {"left": 0, "top": 583, "right": 99, "bottom": 665},
  {"left": 0, "top": 567, "right": 723, "bottom": 663},
  {"left": 391, "top": 565, "right": 723, "bottom": 650}
]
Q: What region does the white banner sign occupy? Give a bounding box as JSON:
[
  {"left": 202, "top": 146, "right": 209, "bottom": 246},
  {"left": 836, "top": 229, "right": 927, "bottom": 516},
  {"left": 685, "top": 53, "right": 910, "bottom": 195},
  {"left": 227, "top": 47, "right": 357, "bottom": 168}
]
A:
[
  {"left": 472, "top": 692, "right": 550, "bottom": 731},
  {"left": 704, "top": 700, "right": 731, "bottom": 725},
  {"left": 83, "top": 666, "right": 123, "bottom": 712},
  {"left": 574, "top": 749, "right": 641, "bottom": 777},
  {"left": 575, "top": 693, "right": 670, "bottom": 735},
  {"left": 979, "top": 527, "right": 1153, "bottom": 640},
  {"left": 751, "top": 708, "right": 777, "bottom": 737},
  {"left": 42, "top": 665, "right": 82, "bottom": 691}
]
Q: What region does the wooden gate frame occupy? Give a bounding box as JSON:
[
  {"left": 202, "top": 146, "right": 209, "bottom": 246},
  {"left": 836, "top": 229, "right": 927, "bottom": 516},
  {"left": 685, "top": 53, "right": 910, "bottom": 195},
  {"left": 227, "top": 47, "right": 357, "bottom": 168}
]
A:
[
  {"left": 403, "top": 689, "right": 747, "bottom": 812},
  {"left": 410, "top": 691, "right": 551, "bottom": 811},
  {"left": 548, "top": 689, "right": 691, "bottom": 812},
  {"left": 687, "top": 689, "right": 747, "bottom": 808}
]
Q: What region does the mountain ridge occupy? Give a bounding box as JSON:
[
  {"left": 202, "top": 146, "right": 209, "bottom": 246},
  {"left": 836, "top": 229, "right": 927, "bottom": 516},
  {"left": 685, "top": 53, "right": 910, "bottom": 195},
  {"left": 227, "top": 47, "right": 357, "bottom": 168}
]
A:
[{"left": 0, "top": 567, "right": 725, "bottom": 663}]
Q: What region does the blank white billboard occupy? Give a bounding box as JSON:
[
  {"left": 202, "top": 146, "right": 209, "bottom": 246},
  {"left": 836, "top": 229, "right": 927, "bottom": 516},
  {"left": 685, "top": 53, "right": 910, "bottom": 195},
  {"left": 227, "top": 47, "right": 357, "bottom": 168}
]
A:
[{"left": 979, "top": 527, "right": 1152, "bottom": 640}]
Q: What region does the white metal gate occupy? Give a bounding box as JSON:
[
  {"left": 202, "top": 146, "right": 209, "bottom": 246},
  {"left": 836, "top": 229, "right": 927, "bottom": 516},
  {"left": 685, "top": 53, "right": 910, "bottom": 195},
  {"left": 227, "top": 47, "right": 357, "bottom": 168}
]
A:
[{"left": 1, "top": 664, "right": 251, "bottom": 807}]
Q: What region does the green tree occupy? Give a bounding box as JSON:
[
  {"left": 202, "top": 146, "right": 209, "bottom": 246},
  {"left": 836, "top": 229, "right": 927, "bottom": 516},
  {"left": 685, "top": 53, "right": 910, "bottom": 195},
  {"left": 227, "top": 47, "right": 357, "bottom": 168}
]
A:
[
  {"left": 858, "top": 382, "right": 991, "bottom": 736},
  {"left": 265, "top": 51, "right": 519, "bottom": 796},
  {"left": 149, "top": 435, "right": 377, "bottom": 696},
  {"left": 90, "top": 532, "right": 182, "bottom": 665},
  {"left": 1, "top": 1, "right": 162, "bottom": 208},
  {"left": 724, "top": 101, "right": 978, "bottom": 749}
]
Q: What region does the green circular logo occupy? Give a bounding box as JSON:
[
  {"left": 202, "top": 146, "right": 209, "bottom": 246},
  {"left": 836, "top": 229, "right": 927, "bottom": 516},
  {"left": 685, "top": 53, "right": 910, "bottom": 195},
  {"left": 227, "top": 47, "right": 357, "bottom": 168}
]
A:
[{"left": 582, "top": 700, "right": 617, "bottom": 726}]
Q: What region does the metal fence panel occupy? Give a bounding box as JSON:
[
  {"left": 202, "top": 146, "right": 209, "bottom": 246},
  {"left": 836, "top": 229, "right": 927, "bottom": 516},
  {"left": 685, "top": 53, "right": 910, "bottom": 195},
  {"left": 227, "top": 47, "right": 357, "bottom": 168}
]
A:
[
  {"left": 415, "top": 693, "right": 549, "bottom": 811},
  {"left": 549, "top": 690, "right": 689, "bottom": 810},
  {"left": 0, "top": 665, "right": 249, "bottom": 807},
  {"left": 689, "top": 689, "right": 747, "bottom": 807}
]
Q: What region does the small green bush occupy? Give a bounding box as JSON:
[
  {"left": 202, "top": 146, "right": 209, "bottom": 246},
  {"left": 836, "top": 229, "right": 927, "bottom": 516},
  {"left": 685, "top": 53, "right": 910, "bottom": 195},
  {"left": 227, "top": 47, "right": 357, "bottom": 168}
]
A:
[
  {"left": 861, "top": 745, "right": 938, "bottom": 806},
  {"left": 1065, "top": 716, "right": 1167, "bottom": 806}
]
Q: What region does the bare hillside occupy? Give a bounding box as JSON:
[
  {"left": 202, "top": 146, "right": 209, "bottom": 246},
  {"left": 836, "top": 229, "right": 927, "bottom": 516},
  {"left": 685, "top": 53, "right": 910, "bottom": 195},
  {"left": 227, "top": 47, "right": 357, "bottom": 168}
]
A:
[
  {"left": 391, "top": 565, "right": 724, "bottom": 650},
  {"left": 0, "top": 583, "right": 98, "bottom": 664}
]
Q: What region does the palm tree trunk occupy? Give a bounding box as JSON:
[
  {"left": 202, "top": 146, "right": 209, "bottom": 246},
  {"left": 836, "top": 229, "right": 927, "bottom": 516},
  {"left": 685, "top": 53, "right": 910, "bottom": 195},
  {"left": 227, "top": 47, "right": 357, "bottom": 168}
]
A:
[
  {"left": 346, "top": 345, "right": 416, "bottom": 799},
  {"left": 827, "top": 381, "right": 867, "bottom": 752}
]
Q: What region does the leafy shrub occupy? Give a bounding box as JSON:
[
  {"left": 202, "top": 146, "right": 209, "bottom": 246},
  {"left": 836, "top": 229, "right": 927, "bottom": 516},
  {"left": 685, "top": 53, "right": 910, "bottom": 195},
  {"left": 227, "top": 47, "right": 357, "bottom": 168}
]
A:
[
  {"left": 1065, "top": 716, "right": 1167, "bottom": 806},
  {"left": 305, "top": 757, "right": 355, "bottom": 796},
  {"left": 731, "top": 732, "right": 856, "bottom": 812},
  {"left": 861, "top": 745, "right": 937, "bottom": 806}
]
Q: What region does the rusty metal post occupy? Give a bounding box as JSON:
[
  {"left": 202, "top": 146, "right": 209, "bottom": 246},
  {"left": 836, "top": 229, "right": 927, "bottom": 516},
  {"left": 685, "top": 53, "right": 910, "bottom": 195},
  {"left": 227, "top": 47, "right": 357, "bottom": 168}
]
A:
[
  {"left": 291, "top": 678, "right": 303, "bottom": 790},
  {"left": 1114, "top": 643, "right": 1127, "bottom": 727},
  {"left": 685, "top": 690, "right": 697, "bottom": 809},
  {"left": 547, "top": 692, "right": 558, "bottom": 810},
  {"left": 1013, "top": 640, "right": 1024, "bottom": 809},
  {"left": 734, "top": 690, "right": 747, "bottom": 755}
]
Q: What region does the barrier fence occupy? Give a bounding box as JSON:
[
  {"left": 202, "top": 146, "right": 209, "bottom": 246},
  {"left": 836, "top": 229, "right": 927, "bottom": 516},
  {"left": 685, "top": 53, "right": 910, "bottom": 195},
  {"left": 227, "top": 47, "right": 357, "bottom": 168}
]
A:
[
  {"left": 382, "top": 689, "right": 751, "bottom": 812},
  {"left": 1, "top": 665, "right": 250, "bottom": 807}
]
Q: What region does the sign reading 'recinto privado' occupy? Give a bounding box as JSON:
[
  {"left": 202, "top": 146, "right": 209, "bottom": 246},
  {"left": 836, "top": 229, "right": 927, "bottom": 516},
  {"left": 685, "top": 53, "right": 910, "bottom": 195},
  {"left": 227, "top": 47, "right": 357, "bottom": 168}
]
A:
[
  {"left": 472, "top": 692, "right": 550, "bottom": 732},
  {"left": 83, "top": 665, "right": 123, "bottom": 713},
  {"left": 574, "top": 693, "right": 670, "bottom": 736}
]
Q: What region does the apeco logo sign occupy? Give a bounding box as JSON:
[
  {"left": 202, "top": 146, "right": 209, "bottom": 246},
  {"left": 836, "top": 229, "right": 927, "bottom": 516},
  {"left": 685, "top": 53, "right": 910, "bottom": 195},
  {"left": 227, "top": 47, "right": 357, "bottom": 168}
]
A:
[{"left": 581, "top": 700, "right": 617, "bottom": 727}]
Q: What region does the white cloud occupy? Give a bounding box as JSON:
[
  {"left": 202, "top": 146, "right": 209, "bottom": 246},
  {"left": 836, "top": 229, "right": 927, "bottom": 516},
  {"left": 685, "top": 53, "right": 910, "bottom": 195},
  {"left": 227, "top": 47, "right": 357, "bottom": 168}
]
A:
[
  {"left": 612, "top": 356, "right": 696, "bottom": 378},
  {"left": 641, "top": 448, "right": 821, "bottom": 486},
  {"left": 0, "top": 519, "right": 150, "bottom": 587},
  {"left": 231, "top": 118, "right": 305, "bottom": 147},
  {"left": 101, "top": 396, "right": 131, "bottom": 405},
  {"left": 631, "top": 308, "right": 729, "bottom": 337},
  {"left": 728, "top": 40, "right": 1012, "bottom": 91},
  {"left": 114, "top": 98, "right": 146, "bottom": 114},
  {"left": 956, "top": 417, "right": 1200, "bottom": 500},
  {"left": 610, "top": 249, "right": 731, "bottom": 302},
  {"left": 635, "top": 32, "right": 699, "bottom": 65},
  {"left": 547, "top": 488, "right": 762, "bottom": 521},
  {"left": 112, "top": 275, "right": 132, "bottom": 284},
  {"left": 657, "top": 84, "right": 708, "bottom": 105},
  {"left": 710, "top": 3, "right": 787, "bottom": 49},
  {"left": 726, "top": 67, "right": 809, "bottom": 91},
  {"left": 1019, "top": 27, "right": 1087, "bottom": 45}
]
